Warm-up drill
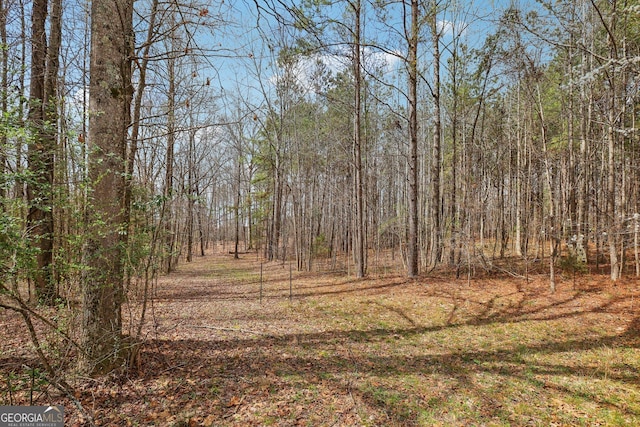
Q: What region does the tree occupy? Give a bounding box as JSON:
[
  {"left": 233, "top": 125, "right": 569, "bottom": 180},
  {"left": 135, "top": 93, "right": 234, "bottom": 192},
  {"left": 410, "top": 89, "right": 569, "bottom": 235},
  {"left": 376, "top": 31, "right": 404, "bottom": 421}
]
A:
[
  {"left": 351, "top": 0, "right": 366, "bottom": 278},
  {"left": 81, "top": 0, "right": 134, "bottom": 374},
  {"left": 0, "top": 0, "right": 7, "bottom": 205},
  {"left": 406, "top": 0, "right": 419, "bottom": 277},
  {"left": 26, "top": 0, "right": 62, "bottom": 303},
  {"left": 599, "top": 0, "right": 622, "bottom": 281},
  {"left": 428, "top": 0, "right": 443, "bottom": 268}
]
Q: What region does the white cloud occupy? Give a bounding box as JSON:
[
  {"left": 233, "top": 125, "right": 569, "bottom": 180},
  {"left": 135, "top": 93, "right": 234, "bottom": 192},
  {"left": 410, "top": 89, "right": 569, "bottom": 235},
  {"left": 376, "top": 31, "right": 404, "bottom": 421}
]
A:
[
  {"left": 437, "top": 19, "right": 467, "bottom": 37},
  {"left": 271, "top": 47, "right": 402, "bottom": 92},
  {"left": 364, "top": 48, "right": 402, "bottom": 75}
]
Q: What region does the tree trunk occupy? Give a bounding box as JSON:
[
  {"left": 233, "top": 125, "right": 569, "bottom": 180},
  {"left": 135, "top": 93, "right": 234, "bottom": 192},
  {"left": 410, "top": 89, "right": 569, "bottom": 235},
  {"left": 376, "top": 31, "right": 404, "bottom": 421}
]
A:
[
  {"left": 634, "top": 213, "right": 639, "bottom": 277},
  {"left": 429, "top": 3, "right": 443, "bottom": 267},
  {"left": 352, "top": 0, "right": 366, "bottom": 278},
  {"left": 606, "top": 4, "right": 620, "bottom": 282},
  {"left": 536, "top": 83, "right": 559, "bottom": 293},
  {"left": 82, "top": 0, "right": 133, "bottom": 375},
  {"left": 607, "top": 102, "right": 620, "bottom": 281},
  {"left": 0, "top": 0, "right": 7, "bottom": 205},
  {"left": 197, "top": 184, "right": 206, "bottom": 257},
  {"left": 186, "top": 128, "right": 196, "bottom": 263},
  {"left": 269, "top": 151, "right": 283, "bottom": 261},
  {"left": 234, "top": 155, "right": 241, "bottom": 259},
  {"left": 164, "top": 48, "right": 177, "bottom": 272},
  {"left": 26, "top": 0, "right": 61, "bottom": 303},
  {"left": 0, "top": 0, "right": 7, "bottom": 207},
  {"left": 406, "top": 0, "right": 419, "bottom": 278},
  {"left": 124, "top": 0, "right": 160, "bottom": 277}
]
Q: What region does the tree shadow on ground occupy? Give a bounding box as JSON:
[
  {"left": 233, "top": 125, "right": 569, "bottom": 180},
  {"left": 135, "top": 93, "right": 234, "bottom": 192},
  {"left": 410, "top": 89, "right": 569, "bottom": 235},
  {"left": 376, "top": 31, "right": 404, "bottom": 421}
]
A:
[
  {"left": 154, "top": 269, "right": 411, "bottom": 302},
  {"left": 128, "top": 318, "right": 639, "bottom": 425},
  {"left": 118, "top": 287, "right": 640, "bottom": 426}
]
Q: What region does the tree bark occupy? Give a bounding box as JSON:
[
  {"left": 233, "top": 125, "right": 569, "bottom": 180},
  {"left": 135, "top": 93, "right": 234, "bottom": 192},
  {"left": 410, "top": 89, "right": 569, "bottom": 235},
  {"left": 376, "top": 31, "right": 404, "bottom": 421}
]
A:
[
  {"left": 26, "top": 0, "right": 61, "bottom": 303},
  {"left": 429, "top": 5, "right": 443, "bottom": 267},
  {"left": 604, "top": 1, "right": 620, "bottom": 282},
  {"left": 351, "top": 0, "right": 366, "bottom": 278},
  {"left": 164, "top": 46, "right": 177, "bottom": 272},
  {"left": 0, "top": 0, "right": 7, "bottom": 206},
  {"left": 82, "top": 0, "right": 133, "bottom": 375},
  {"left": 186, "top": 129, "right": 196, "bottom": 263},
  {"left": 406, "top": 0, "right": 419, "bottom": 278}
]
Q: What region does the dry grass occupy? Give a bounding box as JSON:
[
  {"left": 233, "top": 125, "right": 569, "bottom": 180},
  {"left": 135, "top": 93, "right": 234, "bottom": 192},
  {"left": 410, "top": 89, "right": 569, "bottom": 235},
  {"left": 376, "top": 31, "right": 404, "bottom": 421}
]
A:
[{"left": 1, "top": 248, "right": 639, "bottom": 426}]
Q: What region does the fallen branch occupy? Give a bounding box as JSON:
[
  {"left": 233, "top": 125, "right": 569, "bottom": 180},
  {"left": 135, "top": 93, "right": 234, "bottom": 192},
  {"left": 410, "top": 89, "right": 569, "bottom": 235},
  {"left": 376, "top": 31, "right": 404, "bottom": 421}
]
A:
[{"left": 476, "top": 255, "right": 527, "bottom": 279}]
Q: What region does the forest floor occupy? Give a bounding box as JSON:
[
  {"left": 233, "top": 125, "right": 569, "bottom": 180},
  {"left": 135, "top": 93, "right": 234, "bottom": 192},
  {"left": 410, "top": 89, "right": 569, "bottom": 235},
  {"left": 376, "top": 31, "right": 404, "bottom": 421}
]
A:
[{"left": 1, "top": 249, "right": 640, "bottom": 426}]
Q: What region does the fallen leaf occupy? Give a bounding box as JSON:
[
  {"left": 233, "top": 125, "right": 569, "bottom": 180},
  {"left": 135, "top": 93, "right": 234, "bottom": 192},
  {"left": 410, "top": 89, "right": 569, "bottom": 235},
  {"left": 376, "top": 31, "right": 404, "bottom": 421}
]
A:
[
  {"left": 227, "top": 395, "right": 241, "bottom": 407},
  {"left": 203, "top": 414, "right": 217, "bottom": 426}
]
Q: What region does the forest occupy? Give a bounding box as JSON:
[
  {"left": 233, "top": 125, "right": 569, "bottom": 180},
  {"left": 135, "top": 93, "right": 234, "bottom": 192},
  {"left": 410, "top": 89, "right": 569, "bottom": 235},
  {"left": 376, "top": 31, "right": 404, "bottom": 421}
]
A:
[{"left": 0, "top": 0, "right": 639, "bottom": 425}]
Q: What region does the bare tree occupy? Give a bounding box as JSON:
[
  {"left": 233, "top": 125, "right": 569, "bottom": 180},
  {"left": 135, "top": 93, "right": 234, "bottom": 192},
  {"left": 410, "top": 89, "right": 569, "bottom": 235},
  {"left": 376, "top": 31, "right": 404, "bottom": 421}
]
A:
[
  {"left": 351, "top": 0, "right": 366, "bottom": 278},
  {"left": 428, "top": 0, "right": 443, "bottom": 268},
  {"left": 406, "top": 0, "right": 419, "bottom": 277}
]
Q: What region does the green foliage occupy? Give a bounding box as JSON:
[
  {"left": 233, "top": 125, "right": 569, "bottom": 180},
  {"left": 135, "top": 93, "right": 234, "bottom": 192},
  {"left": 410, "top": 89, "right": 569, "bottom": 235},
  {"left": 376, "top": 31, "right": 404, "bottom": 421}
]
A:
[
  {"left": 2, "top": 366, "right": 51, "bottom": 405},
  {"left": 625, "top": 1, "right": 640, "bottom": 43},
  {"left": 0, "top": 198, "right": 38, "bottom": 289},
  {"left": 549, "top": 132, "right": 570, "bottom": 152},
  {"left": 559, "top": 251, "right": 588, "bottom": 275},
  {"left": 312, "top": 233, "right": 329, "bottom": 258},
  {"left": 125, "top": 185, "right": 163, "bottom": 275}
]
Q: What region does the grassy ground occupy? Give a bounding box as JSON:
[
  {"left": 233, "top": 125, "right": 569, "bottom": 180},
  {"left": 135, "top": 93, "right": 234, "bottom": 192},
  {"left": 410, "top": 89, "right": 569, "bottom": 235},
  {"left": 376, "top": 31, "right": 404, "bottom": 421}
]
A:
[{"left": 1, "top": 249, "right": 639, "bottom": 426}]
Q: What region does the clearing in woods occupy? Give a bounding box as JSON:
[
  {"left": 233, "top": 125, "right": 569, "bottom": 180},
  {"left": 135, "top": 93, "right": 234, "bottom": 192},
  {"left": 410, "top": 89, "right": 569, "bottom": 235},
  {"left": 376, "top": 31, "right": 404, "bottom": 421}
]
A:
[{"left": 1, "top": 249, "right": 639, "bottom": 426}]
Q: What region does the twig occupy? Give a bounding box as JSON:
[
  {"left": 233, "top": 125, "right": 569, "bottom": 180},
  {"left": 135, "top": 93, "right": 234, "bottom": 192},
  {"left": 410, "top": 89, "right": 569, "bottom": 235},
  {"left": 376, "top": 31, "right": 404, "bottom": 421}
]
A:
[
  {"left": 0, "top": 297, "right": 81, "bottom": 350},
  {"left": 159, "top": 361, "right": 188, "bottom": 375},
  {"left": 492, "top": 265, "right": 527, "bottom": 279},
  {"left": 50, "top": 377, "right": 96, "bottom": 427},
  {"left": 344, "top": 347, "right": 365, "bottom": 425},
  {"left": 475, "top": 256, "right": 527, "bottom": 279},
  {"left": 182, "top": 324, "right": 269, "bottom": 336},
  {"left": 15, "top": 309, "right": 95, "bottom": 426},
  {"left": 222, "top": 395, "right": 245, "bottom": 419}
]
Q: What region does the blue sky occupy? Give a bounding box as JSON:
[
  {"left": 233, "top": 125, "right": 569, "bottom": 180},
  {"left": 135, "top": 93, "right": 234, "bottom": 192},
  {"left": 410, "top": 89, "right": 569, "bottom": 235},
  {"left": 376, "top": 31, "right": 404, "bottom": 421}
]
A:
[{"left": 182, "top": 0, "right": 544, "bottom": 117}]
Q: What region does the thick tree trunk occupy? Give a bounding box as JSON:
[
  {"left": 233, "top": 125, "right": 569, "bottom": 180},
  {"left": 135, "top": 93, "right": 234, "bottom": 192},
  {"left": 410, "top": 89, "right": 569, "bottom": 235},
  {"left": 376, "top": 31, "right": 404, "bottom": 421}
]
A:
[
  {"left": 27, "top": 0, "right": 61, "bottom": 303},
  {"left": 82, "top": 0, "right": 133, "bottom": 375},
  {"left": 577, "top": 45, "right": 591, "bottom": 264}
]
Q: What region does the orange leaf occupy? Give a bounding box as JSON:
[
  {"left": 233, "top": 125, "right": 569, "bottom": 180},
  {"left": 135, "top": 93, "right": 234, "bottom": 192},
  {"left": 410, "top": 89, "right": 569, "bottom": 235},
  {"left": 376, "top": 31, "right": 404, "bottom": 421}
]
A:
[
  {"left": 227, "top": 395, "right": 241, "bottom": 407},
  {"left": 203, "top": 415, "right": 217, "bottom": 426}
]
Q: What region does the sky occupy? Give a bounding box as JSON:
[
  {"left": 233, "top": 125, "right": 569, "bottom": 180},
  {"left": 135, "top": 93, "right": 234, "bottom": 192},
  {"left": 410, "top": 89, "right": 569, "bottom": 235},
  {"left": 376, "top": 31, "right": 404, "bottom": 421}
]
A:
[
  {"left": 99, "top": 0, "right": 544, "bottom": 123},
  {"left": 208, "top": 0, "right": 528, "bottom": 91}
]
